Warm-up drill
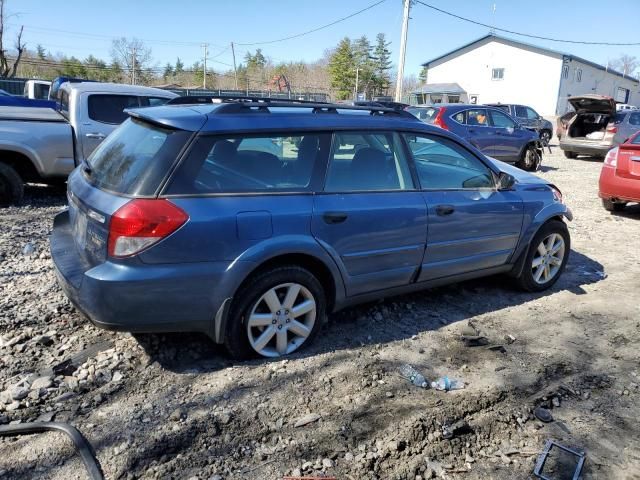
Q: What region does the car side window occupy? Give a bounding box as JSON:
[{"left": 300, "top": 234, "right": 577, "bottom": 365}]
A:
[
  {"left": 452, "top": 111, "right": 465, "bottom": 124},
  {"left": 465, "top": 109, "right": 489, "bottom": 126},
  {"left": 403, "top": 134, "right": 494, "bottom": 190},
  {"left": 144, "top": 96, "right": 172, "bottom": 107},
  {"left": 88, "top": 94, "right": 140, "bottom": 124},
  {"left": 629, "top": 112, "right": 640, "bottom": 126},
  {"left": 515, "top": 106, "right": 528, "bottom": 118},
  {"left": 324, "top": 132, "right": 414, "bottom": 192},
  {"left": 525, "top": 107, "right": 539, "bottom": 120},
  {"left": 489, "top": 110, "right": 517, "bottom": 129},
  {"left": 166, "top": 133, "right": 329, "bottom": 194}
]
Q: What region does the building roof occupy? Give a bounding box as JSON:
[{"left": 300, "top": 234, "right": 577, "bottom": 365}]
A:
[
  {"left": 421, "top": 34, "right": 639, "bottom": 83},
  {"left": 413, "top": 82, "right": 466, "bottom": 95}
]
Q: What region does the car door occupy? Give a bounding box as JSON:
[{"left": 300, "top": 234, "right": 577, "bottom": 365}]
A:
[
  {"left": 488, "top": 109, "right": 527, "bottom": 161},
  {"left": 312, "top": 131, "right": 428, "bottom": 296},
  {"left": 77, "top": 93, "right": 141, "bottom": 161},
  {"left": 456, "top": 108, "right": 497, "bottom": 154},
  {"left": 513, "top": 105, "right": 534, "bottom": 129},
  {"left": 402, "top": 133, "right": 523, "bottom": 281}
]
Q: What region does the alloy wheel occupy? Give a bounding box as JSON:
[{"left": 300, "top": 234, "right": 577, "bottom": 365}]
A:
[
  {"left": 246, "top": 282, "right": 316, "bottom": 357},
  {"left": 531, "top": 233, "right": 565, "bottom": 284},
  {"left": 540, "top": 131, "right": 551, "bottom": 145}
]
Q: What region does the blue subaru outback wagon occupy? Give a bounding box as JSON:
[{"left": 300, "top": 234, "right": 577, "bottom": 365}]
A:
[{"left": 51, "top": 97, "right": 572, "bottom": 358}]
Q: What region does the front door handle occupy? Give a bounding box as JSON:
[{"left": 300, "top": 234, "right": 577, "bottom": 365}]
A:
[
  {"left": 435, "top": 205, "right": 455, "bottom": 216},
  {"left": 323, "top": 212, "right": 348, "bottom": 224},
  {"left": 85, "top": 133, "right": 106, "bottom": 140}
]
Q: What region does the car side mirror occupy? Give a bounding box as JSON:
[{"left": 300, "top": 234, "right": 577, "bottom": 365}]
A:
[{"left": 497, "top": 172, "right": 516, "bottom": 191}]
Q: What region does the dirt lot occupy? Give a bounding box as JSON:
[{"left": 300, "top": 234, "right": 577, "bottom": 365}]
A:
[{"left": 0, "top": 146, "right": 639, "bottom": 480}]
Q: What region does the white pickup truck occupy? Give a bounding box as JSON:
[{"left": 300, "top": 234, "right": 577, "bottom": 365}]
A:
[{"left": 0, "top": 82, "right": 177, "bottom": 205}]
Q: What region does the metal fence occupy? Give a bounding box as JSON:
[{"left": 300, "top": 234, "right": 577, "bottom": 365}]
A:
[
  {"left": 0, "top": 77, "right": 28, "bottom": 95},
  {"left": 166, "top": 88, "right": 330, "bottom": 102}
]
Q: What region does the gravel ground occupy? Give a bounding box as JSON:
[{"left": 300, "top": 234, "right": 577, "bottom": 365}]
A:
[{"left": 0, "top": 147, "right": 639, "bottom": 480}]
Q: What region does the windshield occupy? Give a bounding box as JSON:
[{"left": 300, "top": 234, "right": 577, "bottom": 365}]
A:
[{"left": 86, "top": 118, "right": 190, "bottom": 196}]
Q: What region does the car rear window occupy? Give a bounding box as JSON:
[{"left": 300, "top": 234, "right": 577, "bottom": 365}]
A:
[
  {"left": 88, "top": 94, "right": 140, "bottom": 124},
  {"left": 166, "top": 133, "right": 330, "bottom": 194},
  {"left": 407, "top": 107, "right": 438, "bottom": 123},
  {"left": 86, "top": 118, "right": 190, "bottom": 196}
]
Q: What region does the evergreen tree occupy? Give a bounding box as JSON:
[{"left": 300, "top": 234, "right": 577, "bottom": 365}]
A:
[
  {"left": 418, "top": 65, "right": 428, "bottom": 84},
  {"left": 352, "top": 36, "right": 375, "bottom": 98},
  {"left": 174, "top": 57, "right": 184, "bottom": 74},
  {"left": 163, "top": 62, "right": 174, "bottom": 81},
  {"left": 372, "top": 33, "right": 392, "bottom": 95},
  {"left": 328, "top": 37, "right": 355, "bottom": 100},
  {"left": 36, "top": 44, "right": 46, "bottom": 60}
]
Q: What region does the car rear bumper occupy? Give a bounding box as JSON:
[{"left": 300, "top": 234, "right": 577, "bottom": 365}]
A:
[
  {"left": 599, "top": 165, "right": 640, "bottom": 203},
  {"left": 50, "top": 210, "right": 244, "bottom": 339},
  {"left": 560, "top": 139, "right": 613, "bottom": 156}
]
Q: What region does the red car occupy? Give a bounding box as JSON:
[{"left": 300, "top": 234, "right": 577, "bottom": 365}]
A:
[{"left": 599, "top": 131, "right": 640, "bottom": 211}]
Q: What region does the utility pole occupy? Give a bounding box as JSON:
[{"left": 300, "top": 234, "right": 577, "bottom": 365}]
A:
[
  {"left": 231, "top": 42, "right": 238, "bottom": 90},
  {"left": 394, "top": 0, "right": 411, "bottom": 102},
  {"left": 354, "top": 67, "right": 359, "bottom": 101},
  {"left": 202, "top": 43, "right": 208, "bottom": 89},
  {"left": 132, "top": 46, "right": 137, "bottom": 85}
]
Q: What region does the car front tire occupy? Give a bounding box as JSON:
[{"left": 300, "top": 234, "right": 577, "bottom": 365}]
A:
[
  {"left": 515, "top": 220, "right": 570, "bottom": 292},
  {"left": 0, "top": 163, "right": 24, "bottom": 207},
  {"left": 517, "top": 145, "right": 541, "bottom": 171},
  {"left": 224, "top": 266, "right": 326, "bottom": 359}
]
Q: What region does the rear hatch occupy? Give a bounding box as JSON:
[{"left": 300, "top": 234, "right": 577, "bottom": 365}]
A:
[
  {"left": 568, "top": 95, "right": 616, "bottom": 114},
  {"left": 617, "top": 137, "right": 640, "bottom": 180},
  {"left": 67, "top": 116, "right": 194, "bottom": 268}
]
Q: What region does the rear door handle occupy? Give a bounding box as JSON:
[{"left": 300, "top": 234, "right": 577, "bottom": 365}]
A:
[
  {"left": 435, "top": 205, "right": 455, "bottom": 216},
  {"left": 85, "top": 133, "right": 106, "bottom": 139},
  {"left": 323, "top": 212, "right": 348, "bottom": 224}
]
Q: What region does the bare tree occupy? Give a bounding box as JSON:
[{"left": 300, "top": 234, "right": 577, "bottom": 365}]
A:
[
  {"left": 610, "top": 54, "right": 639, "bottom": 78},
  {"left": 0, "top": 0, "right": 25, "bottom": 78},
  {"left": 111, "top": 37, "right": 152, "bottom": 84}
]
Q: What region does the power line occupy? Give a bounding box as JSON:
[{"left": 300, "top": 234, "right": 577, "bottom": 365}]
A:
[
  {"left": 415, "top": 1, "right": 640, "bottom": 46},
  {"left": 235, "top": 0, "right": 387, "bottom": 46}
]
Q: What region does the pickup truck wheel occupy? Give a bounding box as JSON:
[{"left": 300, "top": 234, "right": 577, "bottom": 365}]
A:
[
  {"left": 563, "top": 150, "right": 577, "bottom": 159},
  {"left": 225, "top": 266, "right": 326, "bottom": 359},
  {"left": 517, "top": 145, "right": 541, "bottom": 172},
  {"left": 602, "top": 199, "right": 626, "bottom": 212},
  {"left": 0, "top": 163, "right": 24, "bottom": 207},
  {"left": 515, "top": 220, "right": 570, "bottom": 292}
]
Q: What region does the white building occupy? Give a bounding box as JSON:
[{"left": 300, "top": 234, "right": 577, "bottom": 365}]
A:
[{"left": 417, "top": 34, "right": 640, "bottom": 116}]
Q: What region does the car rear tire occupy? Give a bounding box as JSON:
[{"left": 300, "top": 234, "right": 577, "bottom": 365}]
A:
[
  {"left": 602, "top": 199, "right": 626, "bottom": 212},
  {"left": 517, "top": 145, "right": 541, "bottom": 171},
  {"left": 0, "top": 163, "right": 24, "bottom": 207},
  {"left": 515, "top": 220, "right": 570, "bottom": 292},
  {"left": 224, "top": 266, "right": 326, "bottom": 359},
  {"left": 563, "top": 150, "right": 577, "bottom": 159}
]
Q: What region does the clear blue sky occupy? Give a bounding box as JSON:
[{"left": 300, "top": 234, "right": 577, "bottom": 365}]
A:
[{"left": 6, "top": 0, "right": 640, "bottom": 77}]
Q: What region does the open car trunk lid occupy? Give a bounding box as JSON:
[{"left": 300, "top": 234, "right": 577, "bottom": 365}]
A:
[{"left": 568, "top": 95, "right": 616, "bottom": 115}]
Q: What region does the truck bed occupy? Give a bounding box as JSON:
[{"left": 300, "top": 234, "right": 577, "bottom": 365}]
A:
[{"left": 0, "top": 106, "right": 66, "bottom": 123}]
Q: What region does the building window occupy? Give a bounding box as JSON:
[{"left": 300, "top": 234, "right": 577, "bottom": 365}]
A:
[
  {"left": 562, "top": 65, "right": 569, "bottom": 79},
  {"left": 430, "top": 94, "right": 443, "bottom": 104},
  {"left": 447, "top": 95, "right": 460, "bottom": 103},
  {"left": 492, "top": 68, "right": 504, "bottom": 80},
  {"left": 576, "top": 68, "right": 582, "bottom": 82}
]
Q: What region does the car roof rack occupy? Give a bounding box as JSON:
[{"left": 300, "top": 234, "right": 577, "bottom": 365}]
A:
[{"left": 166, "top": 95, "right": 416, "bottom": 119}]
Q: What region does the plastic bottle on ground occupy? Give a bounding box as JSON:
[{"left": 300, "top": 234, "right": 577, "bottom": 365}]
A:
[
  {"left": 399, "top": 364, "right": 428, "bottom": 388},
  {"left": 431, "top": 376, "right": 465, "bottom": 391}
]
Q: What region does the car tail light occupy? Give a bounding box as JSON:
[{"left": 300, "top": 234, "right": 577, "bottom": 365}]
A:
[
  {"left": 108, "top": 199, "right": 188, "bottom": 258},
  {"left": 550, "top": 185, "right": 563, "bottom": 203},
  {"left": 433, "top": 108, "right": 449, "bottom": 130},
  {"left": 604, "top": 147, "right": 618, "bottom": 167},
  {"left": 606, "top": 125, "right": 618, "bottom": 134}
]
